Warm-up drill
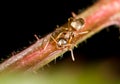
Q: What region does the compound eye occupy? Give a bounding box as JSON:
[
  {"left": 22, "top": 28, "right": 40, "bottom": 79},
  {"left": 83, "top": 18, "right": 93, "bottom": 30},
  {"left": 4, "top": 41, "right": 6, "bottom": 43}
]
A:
[
  {"left": 70, "top": 18, "right": 85, "bottom": 31},
  {"left": 57, "top": 38, "right": 67, "bottom": 47}
]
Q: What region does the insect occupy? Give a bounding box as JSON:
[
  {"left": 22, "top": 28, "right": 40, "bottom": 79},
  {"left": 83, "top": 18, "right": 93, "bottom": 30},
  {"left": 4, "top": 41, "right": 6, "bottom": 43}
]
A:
[{"left": 50, "top": 17, "right": 88, "bottom": 61}]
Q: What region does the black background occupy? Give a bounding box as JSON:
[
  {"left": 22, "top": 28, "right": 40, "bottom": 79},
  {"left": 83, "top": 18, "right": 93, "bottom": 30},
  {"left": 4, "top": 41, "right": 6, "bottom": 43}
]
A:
[{"left": 0, "top": 0, "right": 120, "bottom": 64}]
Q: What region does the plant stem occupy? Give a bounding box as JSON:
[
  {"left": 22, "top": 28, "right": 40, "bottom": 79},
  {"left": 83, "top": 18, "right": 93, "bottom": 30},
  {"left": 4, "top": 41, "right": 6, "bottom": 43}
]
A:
[{"left": 0, "top": 0, "right": 120, "bottom": 73}]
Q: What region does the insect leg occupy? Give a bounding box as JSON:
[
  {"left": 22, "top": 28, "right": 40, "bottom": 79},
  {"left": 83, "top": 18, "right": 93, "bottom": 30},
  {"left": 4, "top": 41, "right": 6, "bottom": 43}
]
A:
[
  {"left": 50, "top": 35, "right": 58, "bottom": 44},
  {"left": 43, "top": 35, "right": 51, "bottom": 50},
  {"left": 70, "top": 49, "right": 75, "bottom": 61},
  {"left": 79, "top": 31, "right": 89, "bottom": 34},
  {"left": 43, "top": 39, "right": 50, "bottom": 50}
]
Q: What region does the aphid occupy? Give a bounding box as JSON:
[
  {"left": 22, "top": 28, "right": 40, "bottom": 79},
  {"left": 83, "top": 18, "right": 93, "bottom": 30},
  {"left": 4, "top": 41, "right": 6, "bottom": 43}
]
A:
[{"left": 50, "top": 17, "right": 87, "bottom": 61}]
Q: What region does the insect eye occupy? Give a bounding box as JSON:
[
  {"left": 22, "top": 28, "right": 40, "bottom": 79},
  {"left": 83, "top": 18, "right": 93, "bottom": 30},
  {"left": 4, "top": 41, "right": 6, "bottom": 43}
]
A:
[
  {"left": 70, "top": 18, "right": 85, "bottom": 31},
  {"left": 57, "top": 38, "right": 67, "bottom": 46}
]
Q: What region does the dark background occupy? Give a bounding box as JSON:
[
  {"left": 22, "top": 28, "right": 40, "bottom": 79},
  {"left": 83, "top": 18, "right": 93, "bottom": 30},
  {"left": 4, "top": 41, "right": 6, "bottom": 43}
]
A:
[{"left": 0, "top": 0, "right": 120, "bottom": 65}]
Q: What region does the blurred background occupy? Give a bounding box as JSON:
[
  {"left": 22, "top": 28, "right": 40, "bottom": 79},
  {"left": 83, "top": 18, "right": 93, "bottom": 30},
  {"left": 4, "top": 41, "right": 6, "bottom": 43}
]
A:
[{"left": 0, "top": 0, "right": 120, "bottom": 83}]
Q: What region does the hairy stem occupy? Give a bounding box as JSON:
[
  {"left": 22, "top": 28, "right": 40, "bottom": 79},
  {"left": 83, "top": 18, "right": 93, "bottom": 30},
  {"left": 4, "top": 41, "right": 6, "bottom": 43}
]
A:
[{"left": 0, "top": 0, "right": 120, "bottom": 73}]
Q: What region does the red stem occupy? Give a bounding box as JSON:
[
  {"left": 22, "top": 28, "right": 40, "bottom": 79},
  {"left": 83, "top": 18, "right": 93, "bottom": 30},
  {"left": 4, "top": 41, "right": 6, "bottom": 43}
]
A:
[{"left": 0, "top": 0, "right": 120, "bottom": 73}]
